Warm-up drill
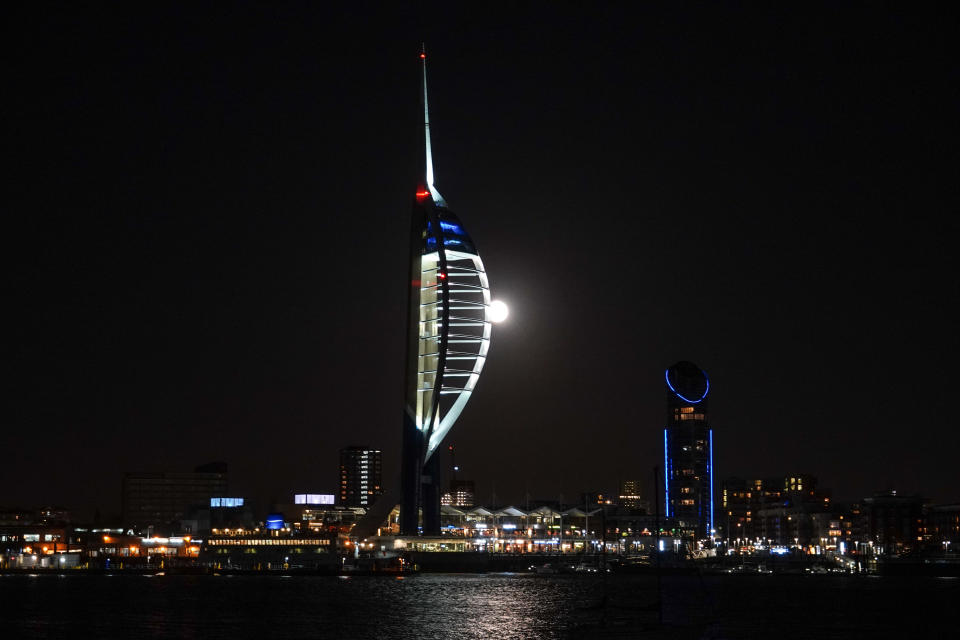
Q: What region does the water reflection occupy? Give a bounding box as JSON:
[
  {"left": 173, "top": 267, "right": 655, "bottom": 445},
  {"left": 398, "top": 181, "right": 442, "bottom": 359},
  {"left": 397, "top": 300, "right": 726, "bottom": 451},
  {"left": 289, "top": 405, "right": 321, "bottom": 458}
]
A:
[{"left": 1, "top": 573, "right": 957, "bottom": 639}]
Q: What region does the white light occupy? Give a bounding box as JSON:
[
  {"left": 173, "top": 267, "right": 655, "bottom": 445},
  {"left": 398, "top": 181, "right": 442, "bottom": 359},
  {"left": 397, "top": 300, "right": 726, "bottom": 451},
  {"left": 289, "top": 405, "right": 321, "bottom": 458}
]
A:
[{"left": 487, "top": 300, "right": 509, "bottom": 323}]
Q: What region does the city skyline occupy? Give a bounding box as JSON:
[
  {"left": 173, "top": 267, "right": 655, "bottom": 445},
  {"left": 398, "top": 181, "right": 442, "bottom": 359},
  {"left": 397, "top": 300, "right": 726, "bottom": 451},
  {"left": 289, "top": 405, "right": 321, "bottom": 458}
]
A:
[{"left": 7, "top": 4, "right": 959, "bottom": 518}]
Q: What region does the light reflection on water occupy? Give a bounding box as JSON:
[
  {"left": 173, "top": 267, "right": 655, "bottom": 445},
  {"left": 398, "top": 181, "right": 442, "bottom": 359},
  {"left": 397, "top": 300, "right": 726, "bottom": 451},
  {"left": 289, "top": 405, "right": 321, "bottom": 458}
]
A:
[{"left": 2, "top": 573, "right": 958, "bottom": 639}]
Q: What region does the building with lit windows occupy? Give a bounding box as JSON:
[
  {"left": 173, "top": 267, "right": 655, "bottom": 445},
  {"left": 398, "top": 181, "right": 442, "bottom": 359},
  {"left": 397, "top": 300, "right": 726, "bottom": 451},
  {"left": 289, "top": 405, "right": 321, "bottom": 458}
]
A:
[
  {"left": 863, "top": 490, "right": 925, "bottom": 555},
  {"left": 441, "top": 480, "right": 476, "bottom": 508},
  {"left": 663, "top": 361, "right": 714, "bottom": 540},
  {"left": 339, "top": 447, "right": 382, "bottom": 508},
  {"left": 924, "top": 503, "right": 960, "bottom": 552},
  {"left": 721, "top": 474, "right": 840, "bottom": 550},
  {"left": 181, "top": 497, "right": 254, "bottom": 534},
  {"left": 441, "top": 445, "right": 476, "bottom": 507},
  {"left": 618, "top": 479, "right": 645, "bottom": 511}
]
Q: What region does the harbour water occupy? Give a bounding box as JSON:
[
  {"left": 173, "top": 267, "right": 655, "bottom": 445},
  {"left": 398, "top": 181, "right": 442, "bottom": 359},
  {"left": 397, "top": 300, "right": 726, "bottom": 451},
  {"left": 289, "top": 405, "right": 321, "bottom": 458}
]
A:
[{"left": 3, "top": 573, "right": 957, "bottom": 639}]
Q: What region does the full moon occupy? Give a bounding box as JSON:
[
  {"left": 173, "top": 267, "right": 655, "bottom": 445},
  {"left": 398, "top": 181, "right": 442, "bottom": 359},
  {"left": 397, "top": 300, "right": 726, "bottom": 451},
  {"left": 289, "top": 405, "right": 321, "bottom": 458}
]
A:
[{"left": 487, "top": 300, "right": 509, "bottom": 323}]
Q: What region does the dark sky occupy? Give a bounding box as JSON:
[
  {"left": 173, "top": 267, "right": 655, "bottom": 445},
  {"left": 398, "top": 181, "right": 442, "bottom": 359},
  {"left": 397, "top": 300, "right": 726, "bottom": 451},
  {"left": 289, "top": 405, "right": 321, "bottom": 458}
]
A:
[{"left": 7, "top": 3, "right": 958, "bottom": 518}]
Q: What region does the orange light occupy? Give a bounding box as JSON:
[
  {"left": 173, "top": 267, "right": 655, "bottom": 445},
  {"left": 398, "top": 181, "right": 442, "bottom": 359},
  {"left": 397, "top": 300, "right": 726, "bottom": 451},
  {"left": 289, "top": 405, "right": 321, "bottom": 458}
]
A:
[
  {"left": 420, "top": 53, "right": 426, "bottom": 59},
  {"left": 103, "top": 535, "right": 111, "bottom": 543},
  {"left": 130, "top": 546, "right": 138, "bottom": 554}
]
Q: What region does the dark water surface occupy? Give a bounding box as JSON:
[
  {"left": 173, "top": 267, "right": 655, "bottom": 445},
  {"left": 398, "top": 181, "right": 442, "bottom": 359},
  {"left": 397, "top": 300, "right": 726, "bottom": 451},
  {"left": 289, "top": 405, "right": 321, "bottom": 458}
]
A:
[{"left": 2, "top": 573, "right": 956, "bottom": 639}]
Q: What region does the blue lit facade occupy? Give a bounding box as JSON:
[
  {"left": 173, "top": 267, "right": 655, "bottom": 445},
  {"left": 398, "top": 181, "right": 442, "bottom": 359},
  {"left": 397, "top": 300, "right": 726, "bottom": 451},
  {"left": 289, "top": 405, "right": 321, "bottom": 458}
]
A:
[{"left": 663, "top": 361, "right": 714, "bottom": 540}]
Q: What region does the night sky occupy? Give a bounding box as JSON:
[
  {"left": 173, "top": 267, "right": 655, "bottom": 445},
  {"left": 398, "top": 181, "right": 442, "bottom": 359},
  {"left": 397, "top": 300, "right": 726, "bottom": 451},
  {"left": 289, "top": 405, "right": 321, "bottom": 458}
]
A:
[{"left": 7, "top": 3, "right": 958, "bottom": 519}]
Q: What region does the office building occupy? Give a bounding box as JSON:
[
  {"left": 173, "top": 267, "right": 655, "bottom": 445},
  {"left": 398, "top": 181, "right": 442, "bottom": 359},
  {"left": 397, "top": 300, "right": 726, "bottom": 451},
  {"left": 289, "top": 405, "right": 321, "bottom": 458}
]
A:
[
  {"left": 924, "top": 504, "right": 960, "bottom": 551},
  {"left": 441, "top": 445, "right": 476, "bottom": 507},
  {"left": 339, "top": 447, "right": 382, "bottom": 508},
  {"left": 663, "top": 361, "right": 714, "bottom": 540},
  {"left": 864, "top": 490, "right": 925, "bottom": 555},
  {"left": 121, "top": 462, "right": 228, "bottom": 531},
  {"left": 618, "top": 479, "right": 645, "bottom": 511}
]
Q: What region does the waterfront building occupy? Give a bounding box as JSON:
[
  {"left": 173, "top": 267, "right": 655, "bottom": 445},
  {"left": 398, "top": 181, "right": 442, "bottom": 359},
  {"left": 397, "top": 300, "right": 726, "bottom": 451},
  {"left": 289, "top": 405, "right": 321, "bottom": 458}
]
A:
[
  {"left": 202, "top": 525, "right": 336, "bottom": 570},
  {"left": 271, "top": 493, "right": 369, "bottom": 535},
  {"left": 864, "top": 490, "right": 925, "bottom": 555},
  {"left": 663, "top": 361, "right": 714, "bottom": 540},
  {"left": 121, "top": 462, "right": 228, "bottom": 532},
  {"left": 923, "top": 503, "right": 960, "bottom": 552},
  {"left": 180, "top": 497, "right": 254, "bottom": 534},
  {"left": 379, "top": 502, "right": 678, "bottom": 556},
  {"left": 721, "top": 475, "right": 835, "bottom": 548},
  {"left": 339, "top": 446, "right": 382, "bottom": 508}
]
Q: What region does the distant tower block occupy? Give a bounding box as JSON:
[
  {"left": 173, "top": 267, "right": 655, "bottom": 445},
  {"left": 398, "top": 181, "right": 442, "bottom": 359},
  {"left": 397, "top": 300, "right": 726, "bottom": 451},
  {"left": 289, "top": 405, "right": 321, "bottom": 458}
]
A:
[
  {"left": 618, "top": 479, "right": 644, "bottom": 510},
  {"left": 663, "top": 361, "right": 715, "bottom": 540},
  {"left": 339, "top": 446, "right": 383, "bottom": 508}
]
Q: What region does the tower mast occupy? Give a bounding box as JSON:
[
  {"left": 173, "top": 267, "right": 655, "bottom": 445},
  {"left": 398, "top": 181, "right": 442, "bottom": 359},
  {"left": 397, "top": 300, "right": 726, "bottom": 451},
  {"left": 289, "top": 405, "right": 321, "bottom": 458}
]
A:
[{"left": 420, "top": 44, "right": 446, "bottom": 206}]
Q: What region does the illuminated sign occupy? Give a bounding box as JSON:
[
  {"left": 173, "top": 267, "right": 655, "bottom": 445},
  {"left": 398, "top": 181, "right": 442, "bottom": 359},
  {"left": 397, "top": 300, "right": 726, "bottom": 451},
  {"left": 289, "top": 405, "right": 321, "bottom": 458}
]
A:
[
  {"left": 294, "top": 494, "right": 335, "bottom": 505},
  {"left": 210, "top": 497, "right": 244, "bottom": 508},
  {"left": 265, "top": 514, "right": 284, "bottom": 530}
]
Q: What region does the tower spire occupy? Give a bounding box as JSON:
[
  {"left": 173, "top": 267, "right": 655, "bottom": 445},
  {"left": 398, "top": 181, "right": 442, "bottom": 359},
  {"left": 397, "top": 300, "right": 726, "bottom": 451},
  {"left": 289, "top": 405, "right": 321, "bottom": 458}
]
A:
[{"left": 420, "top": 44, "right": 446, "bottom": 206}]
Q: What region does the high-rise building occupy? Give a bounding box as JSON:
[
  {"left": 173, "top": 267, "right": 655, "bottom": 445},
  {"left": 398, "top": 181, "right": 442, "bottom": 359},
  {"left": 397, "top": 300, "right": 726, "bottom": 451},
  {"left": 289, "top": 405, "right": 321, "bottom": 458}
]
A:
[
  {"left": 618, "top": 479, "right": 645, "bottom": 511},
  {"left": 121, "top": 461, "right": 228, "bottom": 531},
  {"left": 864, "top": 490, "right": 925, "bottom": 555},
  {"left": 663, "top": 361, "right": 714, "bottom": 540},
  {"left": 339, "top": 446, "right": 382, "bottom": 508},
  {"left": 441, "top": 445, "right": 476, "bottom": 507}
]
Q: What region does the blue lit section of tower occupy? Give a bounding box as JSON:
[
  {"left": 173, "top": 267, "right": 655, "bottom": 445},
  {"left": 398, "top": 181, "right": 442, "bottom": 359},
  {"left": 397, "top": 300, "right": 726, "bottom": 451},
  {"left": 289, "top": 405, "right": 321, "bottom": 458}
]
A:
[
  {"left": 663, "top": 428, "right": 670, "bottom": 518},
  {"left": 663, "top": 361, "right": 713, "bottom": 540}
]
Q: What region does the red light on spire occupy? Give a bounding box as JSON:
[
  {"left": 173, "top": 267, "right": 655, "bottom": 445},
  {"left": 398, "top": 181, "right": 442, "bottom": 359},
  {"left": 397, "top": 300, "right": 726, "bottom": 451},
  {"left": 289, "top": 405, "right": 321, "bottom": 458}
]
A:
[
  {"left": 420, "top": 53, "right": 426, "bottom": 59},
  {"left": 415, "top": 189, "right": 430, "bottom": 199}
]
